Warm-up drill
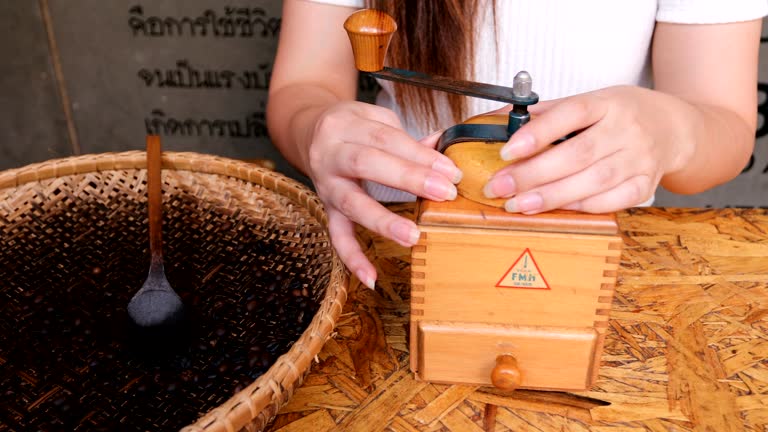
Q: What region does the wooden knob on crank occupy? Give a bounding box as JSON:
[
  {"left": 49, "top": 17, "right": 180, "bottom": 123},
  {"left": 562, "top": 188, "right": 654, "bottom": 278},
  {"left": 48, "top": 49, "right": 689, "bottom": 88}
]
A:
[
  {"left": 343, "top": 9, "right": 397, "bottom": 72},
  {"left": 491, "top": 354, "right": 523, "bottom": 391}
]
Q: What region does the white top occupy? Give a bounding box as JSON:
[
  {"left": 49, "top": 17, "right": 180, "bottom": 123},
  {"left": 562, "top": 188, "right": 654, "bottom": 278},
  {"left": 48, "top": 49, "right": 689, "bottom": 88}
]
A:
[{"left": 305, "top": 0, "right": 768, "bottom": 202}]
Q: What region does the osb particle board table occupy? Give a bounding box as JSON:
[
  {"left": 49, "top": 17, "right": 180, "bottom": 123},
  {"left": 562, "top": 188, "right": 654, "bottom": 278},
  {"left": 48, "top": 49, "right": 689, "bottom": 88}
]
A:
[{"left": 267, "top": 205, "right": 768, "bottom": 432}]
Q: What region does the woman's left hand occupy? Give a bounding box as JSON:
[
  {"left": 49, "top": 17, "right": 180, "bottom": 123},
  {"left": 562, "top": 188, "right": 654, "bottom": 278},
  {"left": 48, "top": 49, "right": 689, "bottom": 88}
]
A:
[{"left": 482, "top": 85, "right": 693, "bottom": 214}]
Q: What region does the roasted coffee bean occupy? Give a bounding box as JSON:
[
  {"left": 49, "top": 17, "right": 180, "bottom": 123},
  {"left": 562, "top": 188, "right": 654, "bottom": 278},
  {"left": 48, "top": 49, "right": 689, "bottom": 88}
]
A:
[
  {"left": 52, "top": 395, "right": 72, "bottom": 414},
  {"left": 1, "top": 211, "right": 326, "bottom": 430},
  {"left": 267, "top": 280, "right": 278, "bottom": 292},
  {"left": 177, "top": 356, "right": 192, "bottom": 369},
  {"left": 260, "top": 355, "right": 271, "bottom": 369}
]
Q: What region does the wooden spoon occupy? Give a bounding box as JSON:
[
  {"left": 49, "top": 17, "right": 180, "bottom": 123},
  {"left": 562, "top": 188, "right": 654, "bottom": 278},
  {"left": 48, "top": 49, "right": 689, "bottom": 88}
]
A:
[{"left": 127, "top": 135, "right": 186, "bottom": 331}]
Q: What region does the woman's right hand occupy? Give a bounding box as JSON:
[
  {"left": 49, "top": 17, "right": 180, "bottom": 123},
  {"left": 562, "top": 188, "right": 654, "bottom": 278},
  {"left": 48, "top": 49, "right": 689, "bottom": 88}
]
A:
[
  {"left": 304, "top": 101, "right": 462, "bottom": 289},
  {"left": 267, "top": 1, "right": 461, "bottom": 289}
]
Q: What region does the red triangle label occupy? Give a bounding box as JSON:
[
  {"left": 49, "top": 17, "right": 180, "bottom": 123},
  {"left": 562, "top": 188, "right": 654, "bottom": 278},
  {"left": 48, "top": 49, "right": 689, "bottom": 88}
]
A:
[{"left": 495, "top": 248, "right": 550, "bottom": 289}]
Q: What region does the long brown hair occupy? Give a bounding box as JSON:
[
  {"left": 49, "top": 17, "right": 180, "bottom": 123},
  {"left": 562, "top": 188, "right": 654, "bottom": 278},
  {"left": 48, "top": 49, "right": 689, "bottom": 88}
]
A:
[{"left": 366, "top": 1, "right": 493, "bottom": 130}]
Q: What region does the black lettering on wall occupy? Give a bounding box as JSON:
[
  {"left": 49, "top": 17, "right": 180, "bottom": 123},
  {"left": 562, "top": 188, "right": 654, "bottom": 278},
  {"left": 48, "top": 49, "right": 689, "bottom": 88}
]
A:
[
  {"left": 742, "top": 155, "right": 755, "bottom": 174},
  {"left": 144, "top": 109, "right": 267, "bottom": 138},
  {"left": 743, "top": 82, "right": 768, "bottom": 175},
  {"left": 759, "top": 82, "right": 768, "bottom": 175},
  {"left": 756, "top": 82, "right": 768, "bottom": 138},
  {"left": 128, "top": 5, "right": 281, "bottom": 38},
  {"left": 137, "top": 60, "right": 272, "bottom": 90}
]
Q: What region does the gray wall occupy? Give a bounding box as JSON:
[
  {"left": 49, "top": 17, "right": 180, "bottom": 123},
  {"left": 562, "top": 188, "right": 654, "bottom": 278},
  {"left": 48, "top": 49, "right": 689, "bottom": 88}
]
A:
[
  {"left": 0, "top": 0, "right": 72, "bottom": 168},
  {"left": 1, "top": 0, "right": 765, "bottom": 208},
  {"left": 1, "top": 0, "right": 304, "bottom": 179}
]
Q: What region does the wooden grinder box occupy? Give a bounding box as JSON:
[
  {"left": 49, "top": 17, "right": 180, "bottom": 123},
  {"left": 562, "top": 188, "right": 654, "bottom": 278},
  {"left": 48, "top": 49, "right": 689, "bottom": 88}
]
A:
[
  {"left": 410, "top": 196, "right": 623, "bottom": 391},
  {"left": 341, "top": 7, "right": 624, "bottom": 393}
]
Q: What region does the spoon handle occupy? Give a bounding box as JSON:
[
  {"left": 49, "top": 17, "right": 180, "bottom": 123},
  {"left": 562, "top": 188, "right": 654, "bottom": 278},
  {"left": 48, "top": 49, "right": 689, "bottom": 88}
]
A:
[{"left": 146, "top": 135, "right": 164, "bottom": 265}]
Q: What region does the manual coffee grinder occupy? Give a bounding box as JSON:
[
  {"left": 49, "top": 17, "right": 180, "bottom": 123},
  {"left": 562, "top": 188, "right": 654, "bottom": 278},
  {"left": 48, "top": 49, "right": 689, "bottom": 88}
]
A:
[{"left": 345, "top": 9, "right": 622, "bottom": 392}]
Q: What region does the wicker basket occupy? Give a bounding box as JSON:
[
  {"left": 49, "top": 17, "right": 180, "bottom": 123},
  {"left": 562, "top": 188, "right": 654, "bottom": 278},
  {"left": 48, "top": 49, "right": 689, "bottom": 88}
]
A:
[{"left": 0, "top": 151, "right": 349, "bottom": 431}]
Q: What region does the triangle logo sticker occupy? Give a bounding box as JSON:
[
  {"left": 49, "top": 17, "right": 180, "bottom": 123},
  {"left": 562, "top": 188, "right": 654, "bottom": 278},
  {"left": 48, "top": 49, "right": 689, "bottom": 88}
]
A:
[{"left": 495, "top": 248, "right": 550, "bottom": 290}]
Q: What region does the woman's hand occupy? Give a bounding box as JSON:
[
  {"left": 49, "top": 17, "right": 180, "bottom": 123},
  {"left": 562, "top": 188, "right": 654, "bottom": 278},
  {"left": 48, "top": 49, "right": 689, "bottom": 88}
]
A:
[
  {"left": 304, "top": 101, "right": 461, "bottom": 289},
  {"left": 267, "top": 1, "right": 461, "bottom": 290},
  {"left": 483, "top": 85, "right": 689, "bottom": 214},
  {"left": 484, "top": 19, "right": 761, "bottom": 215}
]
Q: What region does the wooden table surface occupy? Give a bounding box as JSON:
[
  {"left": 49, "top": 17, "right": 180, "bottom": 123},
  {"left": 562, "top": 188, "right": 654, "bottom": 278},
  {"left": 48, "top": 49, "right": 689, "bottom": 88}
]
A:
[{"left": 266, "top": 205, "right": 768, "bottom": 432}]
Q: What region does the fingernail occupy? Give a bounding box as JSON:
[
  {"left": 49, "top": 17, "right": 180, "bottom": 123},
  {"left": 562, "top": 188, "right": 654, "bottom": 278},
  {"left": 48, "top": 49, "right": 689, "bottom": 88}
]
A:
[
  {"left": 504, "top": 192, "right": 543, "bottom": 213},
  {"left": 355, "top": 269, "right": 376, "bottom": 290},
  {"left": 424, "top": 173, "right": 458, "bottom": 200},
  {"left": 483, "top": 175, "right": 516, "bottom": 198},
  {"left": 432, "top": 157, "right": 463, "bottom": 184},
  {"left": 391, "top": 219, "right": 421, "bottom": 246},
  {"left": 500, "top": 131, "right": 535, "bottom": 161}
]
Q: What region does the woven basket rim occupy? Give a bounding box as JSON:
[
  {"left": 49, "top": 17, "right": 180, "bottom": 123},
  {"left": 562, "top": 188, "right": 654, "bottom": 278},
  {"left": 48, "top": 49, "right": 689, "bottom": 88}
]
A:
[{"left": 0, "top": 151, "right": 349, "bottom": 432}]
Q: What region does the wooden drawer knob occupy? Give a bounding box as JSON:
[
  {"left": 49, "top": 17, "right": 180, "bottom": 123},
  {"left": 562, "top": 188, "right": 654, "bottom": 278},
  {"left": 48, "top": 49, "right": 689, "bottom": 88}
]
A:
[{"left": 491, "top": 354, "right": 522, "bottom": 391}]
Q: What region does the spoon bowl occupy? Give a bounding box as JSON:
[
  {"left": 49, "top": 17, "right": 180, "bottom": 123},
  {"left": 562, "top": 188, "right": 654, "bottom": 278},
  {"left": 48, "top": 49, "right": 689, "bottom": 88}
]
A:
[
  {"left": 127, "top": 258, "right": 185, "bottom": 327},
  {"left": 127, "top": 135, "right": 189, "bottom": 350}
]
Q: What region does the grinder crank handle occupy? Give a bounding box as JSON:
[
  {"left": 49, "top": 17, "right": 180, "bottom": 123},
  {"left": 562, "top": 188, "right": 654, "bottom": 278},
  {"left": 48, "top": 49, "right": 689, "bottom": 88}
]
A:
[
  {"left": 343, "top": 9, "right": 536, "bottom": 135},
  {"left": 343, "top": 9, "right": 581, "bottom": 152},
  {"left": 342, "top": 9, "right": 538, "bottom": 107}
]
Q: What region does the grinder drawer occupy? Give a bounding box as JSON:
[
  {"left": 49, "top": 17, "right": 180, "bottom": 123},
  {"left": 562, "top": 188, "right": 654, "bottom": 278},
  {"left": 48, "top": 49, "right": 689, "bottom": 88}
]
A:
[{"left": 415, "top": 320, "right": 599, "bottom": 391}]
